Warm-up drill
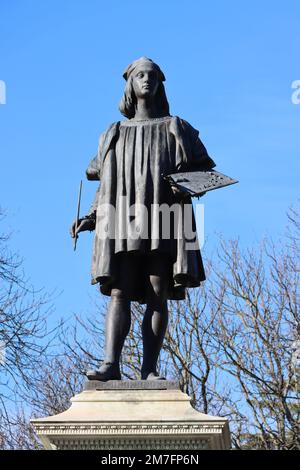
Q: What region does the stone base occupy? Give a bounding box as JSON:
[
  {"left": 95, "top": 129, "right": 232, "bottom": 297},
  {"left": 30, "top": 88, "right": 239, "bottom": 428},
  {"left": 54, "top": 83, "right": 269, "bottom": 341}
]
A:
[{"left": 31, "top": 381, "right": 230, "bottom": 450}]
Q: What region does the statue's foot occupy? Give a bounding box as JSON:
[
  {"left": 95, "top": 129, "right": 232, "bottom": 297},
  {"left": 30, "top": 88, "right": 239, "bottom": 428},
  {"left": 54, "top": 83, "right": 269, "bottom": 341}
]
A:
[
  {"left": 86, "top": 362, "right": 121, "bottom": 381},
  {"left": 141, "top": 370, "right": 166, "bottom": 381}
]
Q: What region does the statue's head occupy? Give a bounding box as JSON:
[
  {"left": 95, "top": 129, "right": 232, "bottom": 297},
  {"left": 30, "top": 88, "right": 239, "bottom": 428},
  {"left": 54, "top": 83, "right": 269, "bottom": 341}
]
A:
[{"left": 119, "top": 57, "right": 170, "bottom": 119}]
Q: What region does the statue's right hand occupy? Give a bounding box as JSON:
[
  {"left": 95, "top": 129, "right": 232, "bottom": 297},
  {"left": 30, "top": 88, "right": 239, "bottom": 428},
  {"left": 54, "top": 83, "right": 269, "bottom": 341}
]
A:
[{"left": 69, "top": 217, "right": 96, "bottom": 239}]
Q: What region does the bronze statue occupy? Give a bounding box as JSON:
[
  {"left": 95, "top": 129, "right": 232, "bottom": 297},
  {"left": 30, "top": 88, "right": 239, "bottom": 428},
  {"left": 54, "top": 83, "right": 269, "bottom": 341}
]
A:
[{"left": 70, "top": 57, "right": 216, "bottom": 381}]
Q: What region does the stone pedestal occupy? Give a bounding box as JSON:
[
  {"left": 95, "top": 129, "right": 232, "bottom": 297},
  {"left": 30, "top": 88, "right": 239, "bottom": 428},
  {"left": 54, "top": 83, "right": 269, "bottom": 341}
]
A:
[{"left": 31, "top": 381, "right": 230, "bottom": 450}]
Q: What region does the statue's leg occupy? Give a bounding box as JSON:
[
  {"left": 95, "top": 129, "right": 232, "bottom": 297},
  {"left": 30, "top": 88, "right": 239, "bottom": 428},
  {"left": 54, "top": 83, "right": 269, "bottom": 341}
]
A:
[
  {"left": 86, "top": 253, "right": 138, "bottom": 381},
  {"left": 97, "top": 288, "right": 131, "bottom": 378},
  {"left": 141, "top": 252, "right": 170, "bottom": 380}
]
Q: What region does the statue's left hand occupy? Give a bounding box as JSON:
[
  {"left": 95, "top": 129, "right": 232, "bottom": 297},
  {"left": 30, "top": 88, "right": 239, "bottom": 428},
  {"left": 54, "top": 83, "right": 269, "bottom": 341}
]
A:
[
  {"left": 170, "top": 184, "right": 189, "bottom": 202},
  {"left": 171, "top": 184, "right": 207, "bottom": 200}
]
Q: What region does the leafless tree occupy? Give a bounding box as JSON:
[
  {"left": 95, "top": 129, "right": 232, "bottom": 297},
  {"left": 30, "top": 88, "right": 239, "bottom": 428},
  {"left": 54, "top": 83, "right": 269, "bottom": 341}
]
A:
[
  {"left": 204, "top": 207, "right": 300, "bottom": 449},
  {"left": 2, "top": 206, "right": 299, "bottom": 450},
  {"left": 0, "top": 210, "right": 57, "bottom": 449}
]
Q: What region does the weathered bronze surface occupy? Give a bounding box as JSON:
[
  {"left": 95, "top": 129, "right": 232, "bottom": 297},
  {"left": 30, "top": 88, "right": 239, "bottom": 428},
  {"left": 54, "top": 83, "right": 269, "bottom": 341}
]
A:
[
  {"left": 164, "top": 170, "right": 238, "bottom": 198},
  {"left": 70, "top": 57, "right": 234, "bottom": 382}
]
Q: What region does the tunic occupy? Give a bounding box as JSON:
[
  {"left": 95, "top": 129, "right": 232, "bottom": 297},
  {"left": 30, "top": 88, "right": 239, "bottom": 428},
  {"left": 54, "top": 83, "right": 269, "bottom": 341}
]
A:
[{"left": 86, "top": 115, "right": 215, "bottom": 303}]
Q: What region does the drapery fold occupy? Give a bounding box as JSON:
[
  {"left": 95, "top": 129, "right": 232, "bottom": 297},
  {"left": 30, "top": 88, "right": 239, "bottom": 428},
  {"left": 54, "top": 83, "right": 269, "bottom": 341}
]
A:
[{"left": 86, "top": 116, "right": 215, "bottom": 303}]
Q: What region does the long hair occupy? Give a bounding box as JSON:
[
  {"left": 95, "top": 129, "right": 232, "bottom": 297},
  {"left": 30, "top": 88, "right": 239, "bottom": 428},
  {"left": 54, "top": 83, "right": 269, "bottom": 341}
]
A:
[{"left": 119, "top": 74, "right": 170, "bottom": 119}]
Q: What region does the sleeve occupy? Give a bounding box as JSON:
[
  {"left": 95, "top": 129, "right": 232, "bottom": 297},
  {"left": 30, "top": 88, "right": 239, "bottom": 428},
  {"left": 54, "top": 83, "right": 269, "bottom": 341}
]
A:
[
  {"left": 85, "top": 133, "right": 105, "bottom": 216},
  {"left": 86, "top": 132, "right": 105, "bottom": 181},
  {"left": 182, "top": 119, "right": 216, "bottom": 171},
  {"left": 190, "top": 135, "right": 216, "bottom": 171}
]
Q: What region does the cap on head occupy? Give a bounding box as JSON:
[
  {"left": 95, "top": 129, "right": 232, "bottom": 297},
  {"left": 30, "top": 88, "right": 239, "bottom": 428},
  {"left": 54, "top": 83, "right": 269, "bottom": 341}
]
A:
[{"left": 123, "top": 57, "right": 166, "bottom": 82}]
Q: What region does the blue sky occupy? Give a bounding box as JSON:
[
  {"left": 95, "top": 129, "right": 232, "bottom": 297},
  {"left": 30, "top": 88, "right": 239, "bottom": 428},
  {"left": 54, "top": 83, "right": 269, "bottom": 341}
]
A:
[{"left": 0, "top": 0, "right": 299, "bottom": 322}]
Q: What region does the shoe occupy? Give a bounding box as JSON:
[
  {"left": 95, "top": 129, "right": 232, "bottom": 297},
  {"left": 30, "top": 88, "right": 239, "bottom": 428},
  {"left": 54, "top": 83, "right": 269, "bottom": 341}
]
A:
[
  {"left": 141, "top": 370, "right": 166, "bottom": 381},
  {"left": 86, "top": 362, "right": 121, "bottom": 381}
]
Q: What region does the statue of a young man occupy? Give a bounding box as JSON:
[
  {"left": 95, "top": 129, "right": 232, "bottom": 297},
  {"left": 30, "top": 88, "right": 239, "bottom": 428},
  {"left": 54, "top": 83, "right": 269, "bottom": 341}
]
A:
[{"left": 70, "top": 57, "right": 215, "bottom": 381}]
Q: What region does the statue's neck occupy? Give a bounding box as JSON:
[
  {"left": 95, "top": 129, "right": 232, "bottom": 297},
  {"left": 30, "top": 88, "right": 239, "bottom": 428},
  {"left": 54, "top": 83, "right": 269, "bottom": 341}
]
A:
[{"left": 132, "top": 98, "right": 164, "bottom": 121}]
